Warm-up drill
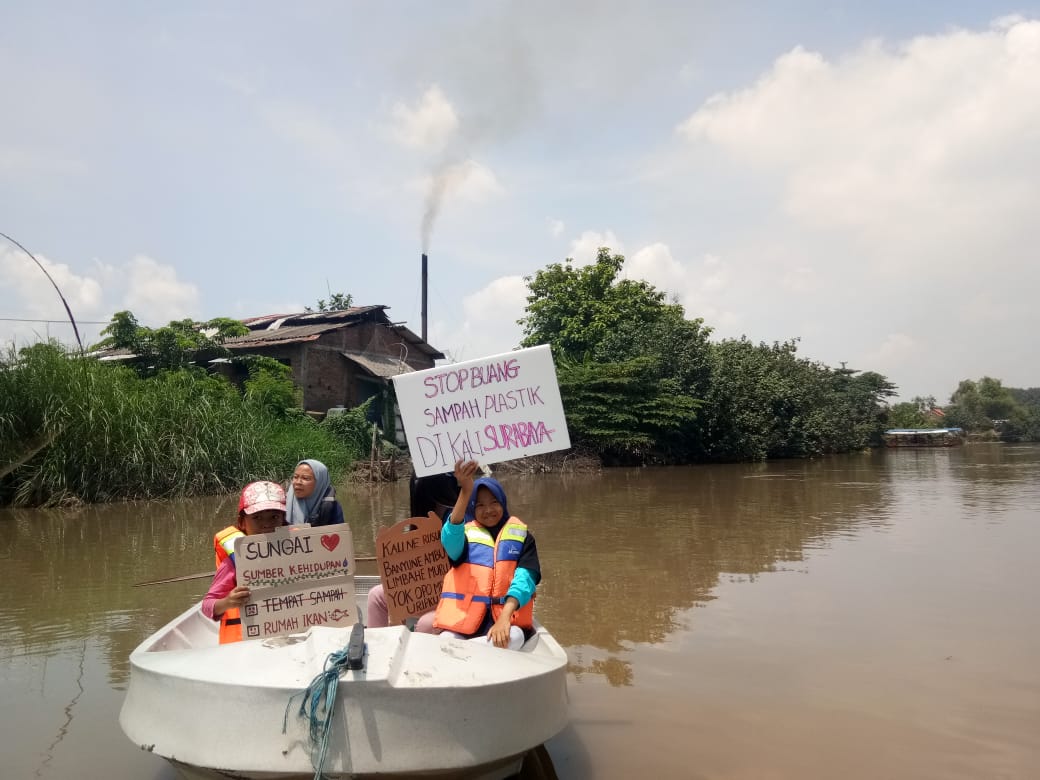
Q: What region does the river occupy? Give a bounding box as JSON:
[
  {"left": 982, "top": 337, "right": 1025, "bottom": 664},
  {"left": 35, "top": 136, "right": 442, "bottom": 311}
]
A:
[{"left": 2, "top": 444, "right": 1038, "bottom": 779}]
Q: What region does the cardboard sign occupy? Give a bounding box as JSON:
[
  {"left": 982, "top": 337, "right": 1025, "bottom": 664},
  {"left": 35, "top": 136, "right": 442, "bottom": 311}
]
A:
[
  {"left": 234, "top": 524, "right": 357, "bottom": 640},
  {"left": 376, "top": 515, "right": 451, "bottom": 625},
  {"left": 392, "top": 344, "right": 571, "bottom": 478}
]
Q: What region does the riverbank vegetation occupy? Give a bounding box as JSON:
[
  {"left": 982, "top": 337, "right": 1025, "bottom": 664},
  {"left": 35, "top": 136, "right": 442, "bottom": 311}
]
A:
[
  {"left": 520, "top": 249, "right": 898, "bottom": 464},
  {"left": 889, "top": 380, "right": 1040, "bottom": 441},
  {"left": 521, "top": 249, "right": 1040, "bottom": 462},
  {"left": 4, "top": 253, "right": 1036, "bottom": 505},
  {"left": 0, "top": 342, "right": 373, "bottom": 506}
]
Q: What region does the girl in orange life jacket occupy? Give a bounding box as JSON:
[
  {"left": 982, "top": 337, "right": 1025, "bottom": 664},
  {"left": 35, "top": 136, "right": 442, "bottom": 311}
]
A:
[
  {"left": 202, "top": 481, "right": 288, "bottom": 644},
  {"left": 433, "top": 460, "right": 541, "bottom": 651}
]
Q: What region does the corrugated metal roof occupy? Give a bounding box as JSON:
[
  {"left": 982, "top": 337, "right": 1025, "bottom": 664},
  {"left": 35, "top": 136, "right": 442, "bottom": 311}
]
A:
[
  {"left": 85, "top": 305, "right": 446, "bottom": 359},
  {"left": 341, "top": 350, "right": 413, "bottom": 378},
  {"left": 223, "top": 322, "right": 346, "bottom": 348},
  {"left": 387, "top": 324, "right": 444, "bottom": 359},
  {"left": 241, "top": 306, "right": 385, "bottom": 331}
]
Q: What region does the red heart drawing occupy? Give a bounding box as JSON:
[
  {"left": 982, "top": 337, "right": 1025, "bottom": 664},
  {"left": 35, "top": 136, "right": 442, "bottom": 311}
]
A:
[{"left": 320, "top": 534, "right": 340, "bottom": 552}]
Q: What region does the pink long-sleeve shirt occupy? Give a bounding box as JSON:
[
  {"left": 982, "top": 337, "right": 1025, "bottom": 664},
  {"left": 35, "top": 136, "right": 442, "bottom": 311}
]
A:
[{"left": 201, "top": 558, "right": 237, "bottom": 620}]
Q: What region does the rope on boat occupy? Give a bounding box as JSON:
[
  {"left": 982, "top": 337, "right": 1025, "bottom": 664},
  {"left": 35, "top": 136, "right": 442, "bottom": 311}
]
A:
[{"left": 284, "top": 622, "right": 366, "bottom": 780}]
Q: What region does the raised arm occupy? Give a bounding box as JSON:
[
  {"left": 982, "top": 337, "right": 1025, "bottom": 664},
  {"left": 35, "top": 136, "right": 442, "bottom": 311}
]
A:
[
  {"left": 441, "top": 459, "right": 480, "bottom": 561},
  {"left": 447, "top": 459, "right": 479, "bottom": 525}
]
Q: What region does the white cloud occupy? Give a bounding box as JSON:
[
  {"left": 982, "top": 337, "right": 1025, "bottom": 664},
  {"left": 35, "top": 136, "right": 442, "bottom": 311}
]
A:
[
  {"left": 627, "top": 242, "right": 685, "bottom": 291},
  {"left": 0, "top": 248, "right": 200, "bottom": 349},
  {"left": 391, "top": 85, "right": 460, "bottom": 152},
  {"left": 567, "top": 230, "right": 623, "bottom": 265},
  {"left": 678, "top": 18, "right": 1040, "bottom": 272},
  {"left": 122, "top": 255, "right": 202, "bottom": 325},
  {"left": 0, "top": 247, "right": 101, "bottom": 312},
  {"left": 0, "top": 246, "right": 106, "bottom": 348},
  {"left": 548, "top": 218, "right": 565, "bottom": 237},
  {"left": 429, "top": 274, "right": 527, "bottom": 363},
  {"left": 623, "top": 244, "right": 739, "bottom": 324},
  {"left": 674, "top": 17, "right": 1040, "bottom": 397}
]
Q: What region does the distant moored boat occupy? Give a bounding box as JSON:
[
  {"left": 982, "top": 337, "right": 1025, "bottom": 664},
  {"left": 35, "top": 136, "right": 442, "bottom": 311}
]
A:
[{"left": 882, "top": 427, "right": 965, "bottom": 448}]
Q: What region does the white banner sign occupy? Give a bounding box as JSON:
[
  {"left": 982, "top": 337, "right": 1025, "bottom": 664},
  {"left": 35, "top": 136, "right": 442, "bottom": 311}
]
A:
[
  {"left": 392, "top": 344, "right": 571, "bottom": 478},
  {"left": 235, "top": 524, "right": 357, "bottom": 640}
]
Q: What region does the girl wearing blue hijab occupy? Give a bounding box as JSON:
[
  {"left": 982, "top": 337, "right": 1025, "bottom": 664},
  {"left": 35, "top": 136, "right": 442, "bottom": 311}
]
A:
[
  {"left": 434, "top": 459, "right": 541, "bottom": 650},
  {"left": 285, "top": 459, "right": 345, "bottom": 526}
]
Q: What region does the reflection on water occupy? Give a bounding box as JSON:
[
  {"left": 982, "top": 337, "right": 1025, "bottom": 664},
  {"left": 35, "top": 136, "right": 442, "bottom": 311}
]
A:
[
  {"left": 526, "top": 455, "right": 892, "bottom": 662},
  {"left": 2, "top": 444, "right": 1039, "bottom": 779},
  {"left": 36, "top": 638, "right": 86, "bottom": 778},
  {"left": 0, "top": 496, "right": 232, "bottom": 685}
]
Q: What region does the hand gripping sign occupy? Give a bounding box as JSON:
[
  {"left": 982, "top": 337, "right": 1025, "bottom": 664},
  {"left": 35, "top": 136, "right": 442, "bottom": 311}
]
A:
[
  {"left": 392, "top": 344, "right": 571, "bottom": 478},
  {"left": 234, "top": 524, "right": 357, "bottom": 640}
]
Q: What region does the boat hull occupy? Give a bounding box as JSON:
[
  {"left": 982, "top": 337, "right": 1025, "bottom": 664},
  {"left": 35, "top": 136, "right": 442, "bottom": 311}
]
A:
[
  {"left": 119, "top": 580, "right": 568, "bottom": 779},
  {"left": 165, "top": 754, "right": 525, "bottom": 780}
]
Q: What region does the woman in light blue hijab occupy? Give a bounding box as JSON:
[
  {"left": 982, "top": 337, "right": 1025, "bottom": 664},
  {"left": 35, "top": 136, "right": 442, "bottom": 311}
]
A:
[{"left": 285, "top": 459, "right": 345, "bottom": 526}]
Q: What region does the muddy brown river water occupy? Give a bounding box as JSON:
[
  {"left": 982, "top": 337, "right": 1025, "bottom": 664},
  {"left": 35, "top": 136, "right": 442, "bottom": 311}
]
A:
[{"left": 2, "top": 444, "right": 1038, "bottom": 779}]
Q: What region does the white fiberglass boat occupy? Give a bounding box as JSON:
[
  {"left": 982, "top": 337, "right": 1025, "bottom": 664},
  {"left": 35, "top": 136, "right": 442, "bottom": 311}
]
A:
[{"left": 119, "top": 576, "right": 568, "bottom": 779}]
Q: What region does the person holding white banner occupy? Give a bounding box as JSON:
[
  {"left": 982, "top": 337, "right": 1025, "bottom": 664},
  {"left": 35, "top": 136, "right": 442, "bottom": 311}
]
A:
[
  {"left": 202, "top": 481, "right": 288, "bottom": 644},
  {"left": 434, "top": 460, "right": 541, "bottom": 650}
]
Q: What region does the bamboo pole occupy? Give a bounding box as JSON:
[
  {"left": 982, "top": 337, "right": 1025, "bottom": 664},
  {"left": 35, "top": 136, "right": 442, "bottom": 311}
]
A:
[{"left": 0, "top": 428, "right": 61, "bottom": 480}]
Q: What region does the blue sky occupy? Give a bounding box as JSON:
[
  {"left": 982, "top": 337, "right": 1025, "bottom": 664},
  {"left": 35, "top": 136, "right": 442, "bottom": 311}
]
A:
[{"left": 2, "top": 1, "right": 1038, "bottom": 402}]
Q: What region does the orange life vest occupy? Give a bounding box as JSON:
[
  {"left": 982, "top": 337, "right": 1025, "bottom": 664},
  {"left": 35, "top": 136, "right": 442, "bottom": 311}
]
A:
[
  {"left": 214, "top": 525, "right": 244, "bottom": 568},
  {"left": 219, "top": 608, "right": 243, "bottom": 643},
  {"left": 213, "top": 525, "right": 246, "bottom": 643},
  {"left": 434, "top": 517, "right": 534, "bottom": 635}
]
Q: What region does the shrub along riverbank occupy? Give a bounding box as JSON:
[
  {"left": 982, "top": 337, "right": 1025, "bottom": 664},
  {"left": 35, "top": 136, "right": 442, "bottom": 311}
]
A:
[{"left": 0, "top": 342, "right": 372, "bottom": 507}]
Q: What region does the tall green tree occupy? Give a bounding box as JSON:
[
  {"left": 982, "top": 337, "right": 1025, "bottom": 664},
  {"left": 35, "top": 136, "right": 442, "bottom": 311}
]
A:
[
  {"left": 885, "top": 395, "right": 938, "bottom": 429},
  {"left": 519, "top": 248, "right": 667, "bottom": 360},
  {"left": 518, "top": 249, "right": 900, "bottom": 462},
  {"left": 693, "top": 340, "right": 894, "bottom": 460},
  {"left": 1008, "top": 387, "right": 1040, "bottom": 409},
  {"left": 593, "top": 303, "right": 714, "bottom": 399},
  {"left": 1002, "top": 386, "right": 1040, "bottom": 442},
  {"left": 98, "top": 311, "right": 247, "bottom": 374},
  {"left": 558, "top": 356, "right": 700, "bottom": 463},
  {"left": 888, "top": 402, "right": 930, "bottom": 429},
  {"left": 519, "top": 249, "right": 712, "bottom": 462},
  {"left": 822, "top": 369, "right": 897, "bottom": 450},
  {"left": 945, "top": 377, "right": 1019, "bottom": 431}
]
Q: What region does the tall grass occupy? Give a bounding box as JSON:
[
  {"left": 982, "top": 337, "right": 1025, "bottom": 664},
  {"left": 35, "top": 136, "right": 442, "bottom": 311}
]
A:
[{"left": 0, "top": 342, "right": 355, "bottom": 506}]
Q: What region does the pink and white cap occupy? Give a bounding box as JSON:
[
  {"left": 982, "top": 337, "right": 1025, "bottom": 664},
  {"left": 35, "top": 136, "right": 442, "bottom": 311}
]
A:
[{"left": 238, "top": 480, "right": 287, "bottom": 515}]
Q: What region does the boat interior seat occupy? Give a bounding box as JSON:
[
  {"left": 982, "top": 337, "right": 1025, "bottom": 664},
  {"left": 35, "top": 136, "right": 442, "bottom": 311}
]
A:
[{"left": 518, "top": 631, "right": 541, "bottom": 652}]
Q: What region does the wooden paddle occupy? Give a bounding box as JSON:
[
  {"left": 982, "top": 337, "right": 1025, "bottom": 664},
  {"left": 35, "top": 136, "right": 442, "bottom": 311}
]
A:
[{"left": 133, "top": 555, "right": 378, "bottom": 587}]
